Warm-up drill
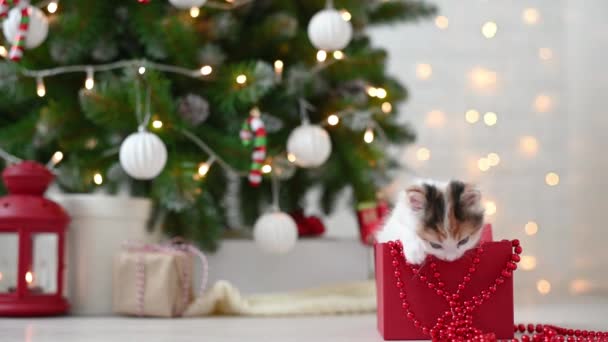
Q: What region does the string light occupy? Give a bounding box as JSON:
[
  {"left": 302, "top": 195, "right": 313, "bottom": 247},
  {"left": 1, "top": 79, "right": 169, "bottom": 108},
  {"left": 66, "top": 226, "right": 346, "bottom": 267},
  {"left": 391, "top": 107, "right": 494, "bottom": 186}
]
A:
[
  {"left": 0, "top": 45, "right": 6, "bottom": 58},
  {"left": 416, "top": 147, "right": 431, "bottom": 161},
  {"left": 522, "top": 8, "right": 540, "bottom": 25},
  {"left": 416, "top": 63, "right": 432, "bottom": 80},
  {"left": 484, "top": 201, "right": 497, "bottom": 215},
  {"left": 47, "top": 1, "right": 58, "bottom": 14},
  {"left": 152, "top": 119, "right": 163, "bottom": 129},
  {"left": 25, "top": 271, "right": 33, "bottom": 284},
  {"left": 520, "top": 255, "right": 537, "bottom": 271},
  {"left": 366, "top": 86, "right": 378, "bottom": 97},
  {"left": 363, "top": 127, "right": 375, "bottom": 144},
  {"left": 470, "top": 67, "right": 497, "bottom": 89},
  {"left": 18, "top": 57, "right": 300, "bottom": 87},
  {"left": 481, "top": 21, "right": 498, "bottom": 39},
  {"left": 426, "top": 110, "right": 446, "bottom": 128},
  {"left": 200, "top": 65, "right": 213, "bottom": 76},
  {"left": 236, "top": 74, "right": 247, "bottom": 84},
  {"left": 84, "top": 67, "right": 94, "bottom": 90},
  {"left": 273, "top": 60, "right": 284, "bottom": 76},
  {"left": 487, "top": 152, "right": 500, "bottom": 166},
  {"left": 327, "top": 114, "right": 339, "bottom": 126},
  {"left": 333, "top": 50, "right": 344, "bottom": 60},
  {"left": 483, "top": 112, "right": 497, "bottom": 126},
  {"left": 570, "top": 279, "right": 592, "bottom": 295},
  {"left": 316, "top": 50, "right": 327, "bottom": 62},
  {"left": 525, "top": 221, "right": 538, "bottom": 235},
  {"left": 477, "top": 158, "right": 490, "bottom": 172},
  {"left": 51, "top": 151, "right": 64, "bottom": 165},
  {"left": 519, "top": 136, "right": 539, "bottom": 157},
  {"left": 534, "top": 94, "right": 553, "bottom": 113},
  {"left": 93, "top": 173, "right": 103, "bottom": 185},
  {"left": 340, "top": 9, "right": 351, "bottom": 22},
  {"left": 536, "top": 279, "right": 551, "bottom": 295},
  {"left": 376, "top": 88, "right": 387, "bottom": 99},
  {"left": 261, "top": 164, "right": 272, "bottom": 174},
  {"left": 545, "top": 172, "right": 560, "bottom": 186},
  {"left": 539, "top": 48, "right": 553, "bottom": 61},
  {"left": 197, "top": 162, "right": 211, "bottom": 177},
  {"left": 435, "top": 15, "right": 449, "bottom": 29},
  {"left": 465, "top": 109, "right": 480, "bottom": 124},
  {"left": 190, "top": 7, "right": 200, "bottom": 18},
  {"left": 287, "top": 153, "right": 297, "bottom": 163},
  {"left": 36, "top": 77, "right": 46, "bottom": 97},
  {"left": 381, "top": 102, "right": 392, "bottom": 113}
]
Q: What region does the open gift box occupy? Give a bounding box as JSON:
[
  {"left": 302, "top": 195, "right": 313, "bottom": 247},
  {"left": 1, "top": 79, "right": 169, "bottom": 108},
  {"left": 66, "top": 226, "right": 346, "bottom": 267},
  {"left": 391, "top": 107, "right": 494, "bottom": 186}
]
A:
[{"left": 375, "top": 225, "right": 517, "bottom": 340}]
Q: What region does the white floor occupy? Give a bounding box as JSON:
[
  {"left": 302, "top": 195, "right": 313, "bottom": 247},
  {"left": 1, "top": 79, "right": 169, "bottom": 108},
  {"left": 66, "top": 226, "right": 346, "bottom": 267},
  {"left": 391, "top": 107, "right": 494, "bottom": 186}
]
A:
[{"left": 1, "top": 298, "right": 608, "bottom": 342}]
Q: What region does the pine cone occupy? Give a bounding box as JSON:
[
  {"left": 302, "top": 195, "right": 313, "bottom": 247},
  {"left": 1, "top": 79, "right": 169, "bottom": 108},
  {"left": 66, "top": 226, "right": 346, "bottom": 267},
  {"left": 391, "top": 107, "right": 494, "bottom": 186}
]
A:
[{"left": 177, "top": 94, "right": 210, "bottom": 126}]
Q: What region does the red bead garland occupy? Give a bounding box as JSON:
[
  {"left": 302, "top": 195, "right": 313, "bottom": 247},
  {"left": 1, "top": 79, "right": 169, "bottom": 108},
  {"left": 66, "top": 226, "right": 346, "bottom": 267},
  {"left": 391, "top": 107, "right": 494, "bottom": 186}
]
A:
[{"left": 387, "top": 239, "right": 608, "bottom": 342}]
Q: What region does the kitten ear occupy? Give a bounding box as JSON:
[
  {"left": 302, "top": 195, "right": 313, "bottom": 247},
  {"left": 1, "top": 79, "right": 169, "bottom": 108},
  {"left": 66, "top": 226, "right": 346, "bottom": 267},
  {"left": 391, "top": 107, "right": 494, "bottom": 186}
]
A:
[
  {"left": 461, "top": 185, "right": 482, "bottom": 211},
  {"left": 405, "top": 186, "right": 426, "bottom": 211}
]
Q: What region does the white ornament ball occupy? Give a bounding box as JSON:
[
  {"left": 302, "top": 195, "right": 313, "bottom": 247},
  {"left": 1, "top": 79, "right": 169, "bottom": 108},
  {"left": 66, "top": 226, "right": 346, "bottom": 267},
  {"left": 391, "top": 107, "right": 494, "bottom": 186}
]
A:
[
  {"left": 287, "top": 124, "right": 332, "bottom": 168},
  {"left": 2, "top": 6, "right": 49, "bottom": 49},
  {"left": 169, "top": 0, "right": 207, "bottom": 9},
  {"left": 119, "top": 130, "right": 168, "bottom": 180},
  {"left": 307, "top": 7, "right": 352, "bottom": 51},
  {"left": 253, "top": 212, "right": 298, "bottom": 254}
]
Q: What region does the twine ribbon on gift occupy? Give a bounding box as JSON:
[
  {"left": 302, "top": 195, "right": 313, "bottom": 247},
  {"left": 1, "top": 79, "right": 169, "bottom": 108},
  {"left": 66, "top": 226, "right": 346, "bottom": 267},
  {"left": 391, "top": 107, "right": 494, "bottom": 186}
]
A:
[{"left": 123, "top": 239, "right": 209, "bottom": 317}]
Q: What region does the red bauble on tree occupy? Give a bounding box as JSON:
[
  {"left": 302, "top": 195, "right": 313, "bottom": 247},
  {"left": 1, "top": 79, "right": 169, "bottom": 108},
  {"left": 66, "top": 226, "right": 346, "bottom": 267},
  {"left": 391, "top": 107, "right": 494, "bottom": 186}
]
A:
[
  {"left": 0, "top": 161, "right": 69, "bottom": 316},
  {"left": 290, "top": 210, "right": 326, "bottom": 237}
]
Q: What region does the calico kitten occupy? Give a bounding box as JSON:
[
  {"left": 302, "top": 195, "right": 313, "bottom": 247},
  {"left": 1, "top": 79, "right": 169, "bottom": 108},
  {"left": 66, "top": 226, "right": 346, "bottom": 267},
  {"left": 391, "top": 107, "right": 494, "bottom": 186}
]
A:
[{"left": 376, "top": 180, "right": 485, "bottom": 264}]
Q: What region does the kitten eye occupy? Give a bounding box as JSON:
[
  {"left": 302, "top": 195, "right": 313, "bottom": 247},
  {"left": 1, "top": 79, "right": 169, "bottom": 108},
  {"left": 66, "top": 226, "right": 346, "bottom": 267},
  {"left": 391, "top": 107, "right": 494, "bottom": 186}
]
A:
[
  {"left": 429, "top": 242, "right": 443, "bottom": 249},
  {"left": 457, "top": 236, "right": 470, "bottom": 247}
]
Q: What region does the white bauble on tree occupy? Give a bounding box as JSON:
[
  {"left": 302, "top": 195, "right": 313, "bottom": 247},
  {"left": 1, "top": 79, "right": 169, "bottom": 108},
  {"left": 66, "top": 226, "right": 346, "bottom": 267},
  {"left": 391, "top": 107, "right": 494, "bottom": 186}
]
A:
[
  {"left": 307, "top": 5, "right": 352, "bottom": 51},
  {"left": 169, "top": 0, "right": 207, "bottom": 9},
  {"left": 253, "top": 211, "right": 298, "bottom": 254},
  {"left": 2, "top": 6, "right": 49, "bottom": 49},
  {"left": 119, "top": 129, "right": 168, "bottom": 180},
  {"left": 287, "top": 123, "right": 332, "bottom": 168}
]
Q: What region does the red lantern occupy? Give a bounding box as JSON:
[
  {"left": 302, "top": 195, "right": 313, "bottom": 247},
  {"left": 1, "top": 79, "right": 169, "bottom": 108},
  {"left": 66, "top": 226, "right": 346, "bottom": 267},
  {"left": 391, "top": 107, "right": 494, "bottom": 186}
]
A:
[{"left": 0, "top": 161, "right": 69, "bottom": 316}]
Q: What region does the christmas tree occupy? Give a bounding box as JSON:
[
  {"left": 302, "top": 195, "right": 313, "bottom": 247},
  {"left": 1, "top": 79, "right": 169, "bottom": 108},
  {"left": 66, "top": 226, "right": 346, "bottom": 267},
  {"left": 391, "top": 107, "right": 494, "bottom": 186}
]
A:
[{"left": 0, "top": 0, "right": 435, "bottom": 250}]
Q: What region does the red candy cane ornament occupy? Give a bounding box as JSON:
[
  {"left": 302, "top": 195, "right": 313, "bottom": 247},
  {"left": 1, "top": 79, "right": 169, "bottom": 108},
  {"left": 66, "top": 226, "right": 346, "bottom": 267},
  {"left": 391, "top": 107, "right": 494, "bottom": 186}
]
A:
[
  {"left": 0, "top": 0, "right": 20, "bottom": 18},
  {"left": 8, "top": 5, "right": 29, "bottom": 61},
  {"left": 240, "top": 107, "right": 267, "bottom": 186}
]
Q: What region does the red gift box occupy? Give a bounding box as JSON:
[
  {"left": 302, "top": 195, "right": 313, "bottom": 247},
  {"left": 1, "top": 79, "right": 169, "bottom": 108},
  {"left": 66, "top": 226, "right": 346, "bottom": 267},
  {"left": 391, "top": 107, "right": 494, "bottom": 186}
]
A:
[{"left": 375, "top": 225, "right": 514, "bottom": 340}]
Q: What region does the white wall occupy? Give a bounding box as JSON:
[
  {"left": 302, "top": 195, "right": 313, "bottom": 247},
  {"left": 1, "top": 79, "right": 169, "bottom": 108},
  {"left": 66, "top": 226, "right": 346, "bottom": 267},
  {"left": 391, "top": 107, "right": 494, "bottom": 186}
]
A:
[{"left": 326, "top": 0, "right": 608, "bottom": 299}]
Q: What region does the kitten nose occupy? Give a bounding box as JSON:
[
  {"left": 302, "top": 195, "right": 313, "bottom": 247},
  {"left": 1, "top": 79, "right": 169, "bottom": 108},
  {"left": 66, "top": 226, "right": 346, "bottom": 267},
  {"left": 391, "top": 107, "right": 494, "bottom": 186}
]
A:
[{"left": 446, "top": 246, "right": 458, "bottom": 254}]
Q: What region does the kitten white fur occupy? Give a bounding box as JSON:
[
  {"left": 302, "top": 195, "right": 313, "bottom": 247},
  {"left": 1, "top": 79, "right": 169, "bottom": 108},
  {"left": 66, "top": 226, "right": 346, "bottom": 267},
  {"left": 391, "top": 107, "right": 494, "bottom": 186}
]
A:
[{"left": 376, "top": 180, "right": 483, "bottom": 265}]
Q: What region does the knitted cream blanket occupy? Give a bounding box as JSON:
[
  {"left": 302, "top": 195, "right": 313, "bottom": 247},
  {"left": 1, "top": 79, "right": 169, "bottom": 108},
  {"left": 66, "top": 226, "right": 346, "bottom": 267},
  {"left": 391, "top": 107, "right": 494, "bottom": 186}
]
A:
[{"left": 183, "top": 280, "right": 377, "bottom": 316}]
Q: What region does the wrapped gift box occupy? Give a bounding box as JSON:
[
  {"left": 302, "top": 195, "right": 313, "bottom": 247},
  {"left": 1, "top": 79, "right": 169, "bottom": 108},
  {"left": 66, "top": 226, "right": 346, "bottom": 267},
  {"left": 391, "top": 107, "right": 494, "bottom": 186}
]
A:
[
  {"left": 375, "top": 225, "right": 515, "bottom": 340},
  {"left": 113, "top": 244, "right": 196, "bottom": 317}
]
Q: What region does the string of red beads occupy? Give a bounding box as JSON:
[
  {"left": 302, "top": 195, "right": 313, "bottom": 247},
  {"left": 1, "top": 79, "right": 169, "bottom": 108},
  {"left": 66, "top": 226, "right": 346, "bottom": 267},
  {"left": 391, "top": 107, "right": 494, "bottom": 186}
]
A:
[
  {"left": 388, "top": 239, "right": 607, "bottom": 342},
  {"left": 512, "top": 323, "right": 608, "bottom": 342}
]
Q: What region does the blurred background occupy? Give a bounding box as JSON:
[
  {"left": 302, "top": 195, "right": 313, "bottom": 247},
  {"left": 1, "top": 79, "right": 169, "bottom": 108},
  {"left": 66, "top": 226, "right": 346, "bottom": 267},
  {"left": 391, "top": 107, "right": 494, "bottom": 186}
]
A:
[{"left": 326, "top": 0, "right": 608, "bottom": 301}]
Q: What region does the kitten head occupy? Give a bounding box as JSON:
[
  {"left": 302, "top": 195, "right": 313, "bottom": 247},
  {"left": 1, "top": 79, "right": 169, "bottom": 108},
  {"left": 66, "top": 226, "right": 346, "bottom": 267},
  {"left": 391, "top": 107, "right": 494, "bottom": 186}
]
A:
[{"left": 406, "top": 180, "right": 484, "bottom": 261}]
